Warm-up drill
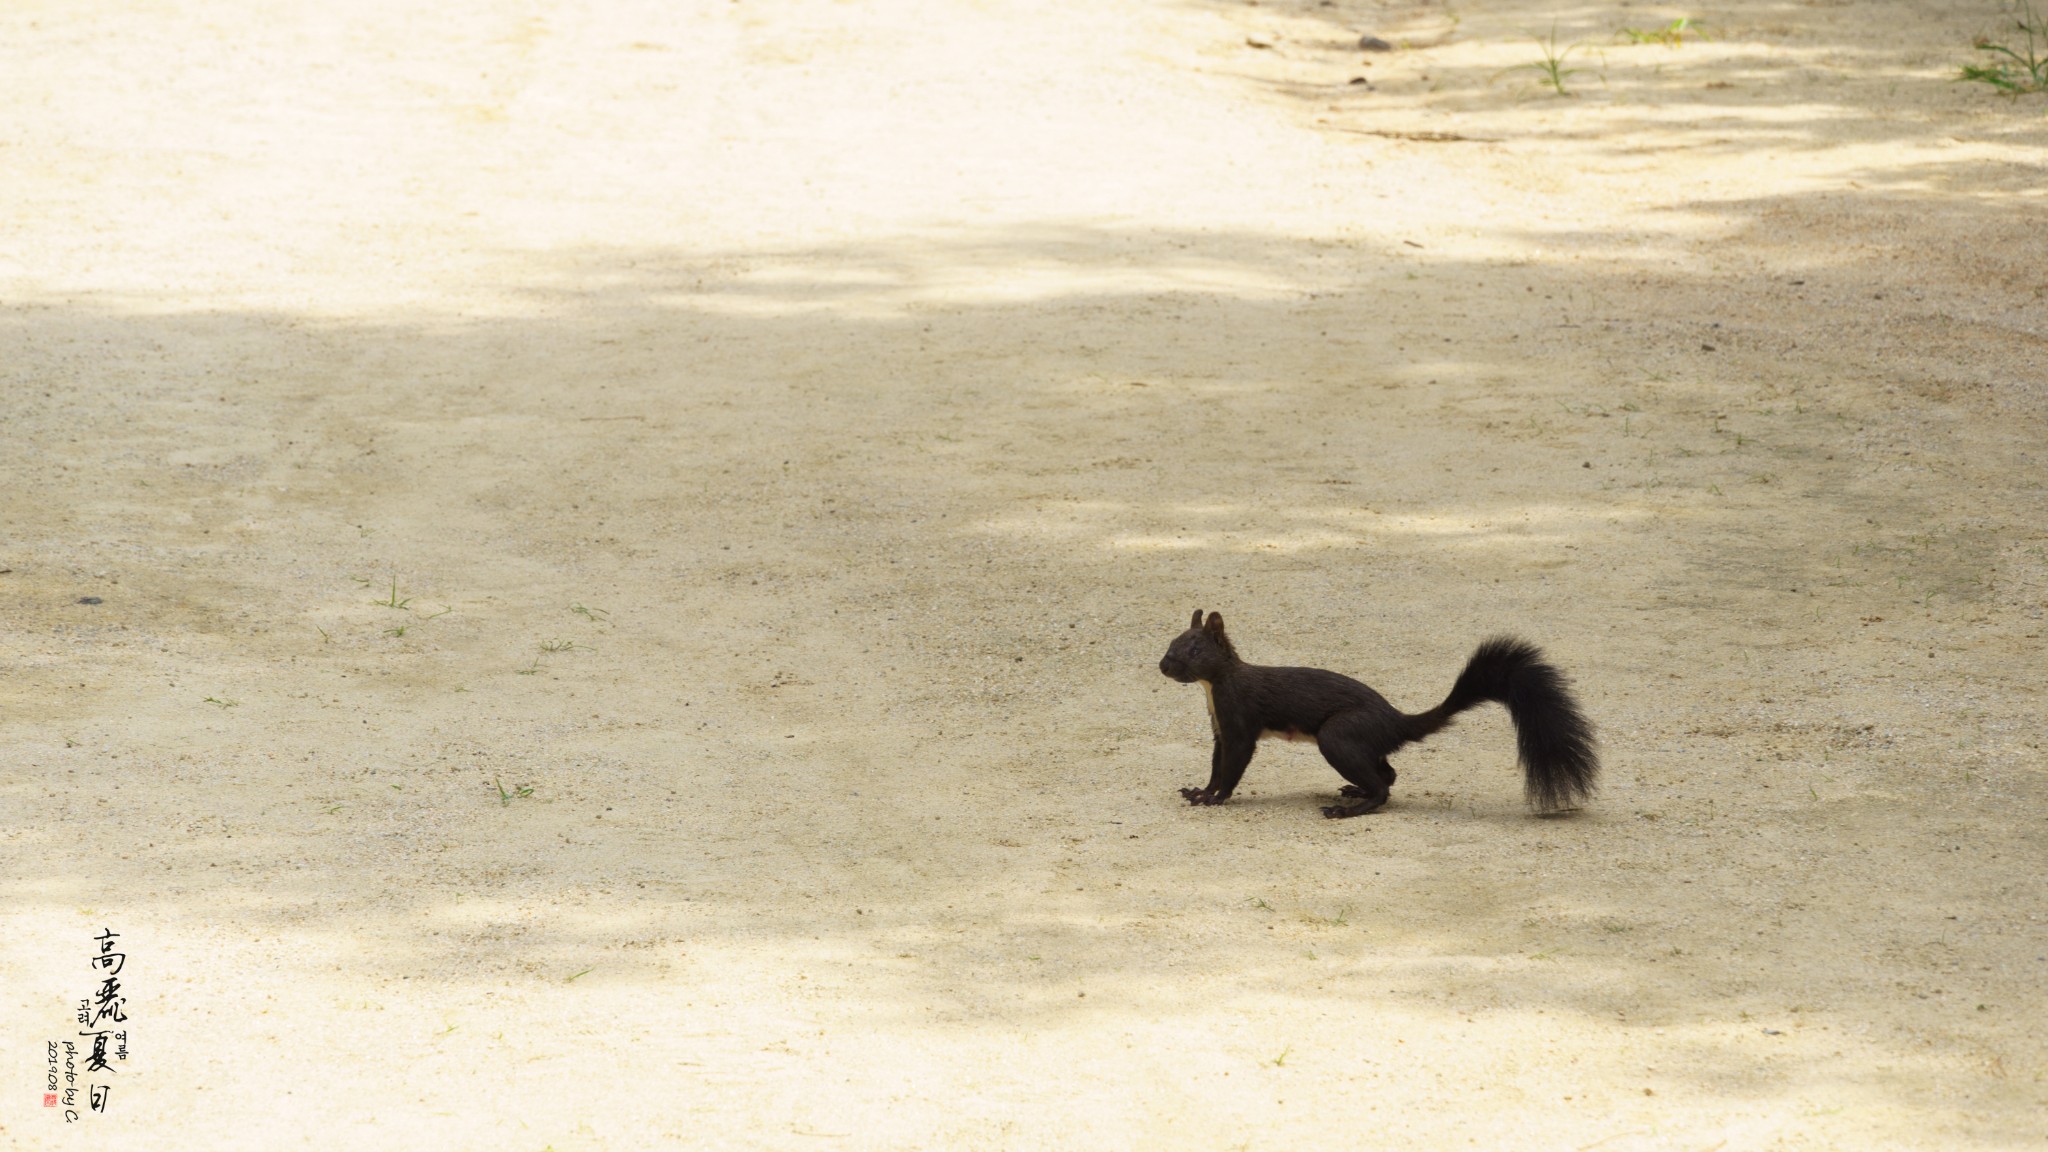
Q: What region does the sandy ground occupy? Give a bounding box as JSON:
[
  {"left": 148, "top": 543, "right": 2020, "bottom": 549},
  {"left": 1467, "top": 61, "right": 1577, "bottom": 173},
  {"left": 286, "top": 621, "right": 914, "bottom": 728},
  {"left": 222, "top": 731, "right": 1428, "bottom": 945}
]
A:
[{"left": 3, "top": 0, "right": 2046, "bottom": 1147}]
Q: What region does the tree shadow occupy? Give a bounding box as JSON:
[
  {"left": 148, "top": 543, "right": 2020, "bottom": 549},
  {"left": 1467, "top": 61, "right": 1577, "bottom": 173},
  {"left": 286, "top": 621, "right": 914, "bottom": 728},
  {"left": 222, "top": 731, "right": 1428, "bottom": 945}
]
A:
[
  {"left": 2, "top": 209, "right": 2042, "bottom": 1137},
  {"left": 1183, "top": 0, "right": 2048, "bottom": 166}
]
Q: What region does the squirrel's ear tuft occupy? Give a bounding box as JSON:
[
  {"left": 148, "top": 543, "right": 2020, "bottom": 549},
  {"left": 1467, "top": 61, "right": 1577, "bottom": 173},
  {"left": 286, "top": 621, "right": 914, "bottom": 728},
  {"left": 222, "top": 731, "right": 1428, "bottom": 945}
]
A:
[
  {"left": 1190, "top": 608, "right": 1204, "bottom": 630},
  {"left": 1204, "top": 611, "right": 1226, "bottom": 635}
]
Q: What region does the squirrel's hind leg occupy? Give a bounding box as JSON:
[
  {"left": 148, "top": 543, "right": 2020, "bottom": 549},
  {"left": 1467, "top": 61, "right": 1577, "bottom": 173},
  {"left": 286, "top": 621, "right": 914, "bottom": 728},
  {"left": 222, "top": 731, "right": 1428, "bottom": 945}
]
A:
[
  {"left": 1317, "top": 713, "right": 1395, "bottom": 819},
  {"left": 1339, "top": 760, "right": 1396, "bottom": 797}
]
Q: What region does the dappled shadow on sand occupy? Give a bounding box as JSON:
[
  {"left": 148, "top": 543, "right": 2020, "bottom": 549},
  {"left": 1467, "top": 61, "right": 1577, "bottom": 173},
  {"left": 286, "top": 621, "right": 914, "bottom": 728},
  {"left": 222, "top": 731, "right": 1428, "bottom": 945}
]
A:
[
  {"left": 1182, "top": 0, "right": 2047, "bottom": 146},
  {"left": 3, "top": 200, "right": 2044, "bottom": 1135}
]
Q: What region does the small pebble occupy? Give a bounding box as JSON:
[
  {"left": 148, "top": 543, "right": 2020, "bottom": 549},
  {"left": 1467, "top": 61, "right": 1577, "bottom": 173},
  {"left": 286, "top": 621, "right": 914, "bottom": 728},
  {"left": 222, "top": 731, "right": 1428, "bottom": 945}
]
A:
[
  {"left": 1359, "top": 34, "right": 1394, "bottom": 51},
  {"left": 77, "top": 596, "right": 103, "bottom": 605}
]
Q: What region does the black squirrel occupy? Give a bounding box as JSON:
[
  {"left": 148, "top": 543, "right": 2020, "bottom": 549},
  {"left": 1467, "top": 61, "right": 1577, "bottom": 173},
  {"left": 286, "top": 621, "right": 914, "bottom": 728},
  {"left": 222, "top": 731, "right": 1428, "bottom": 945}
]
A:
[{"left": 1157, "top": 610, "right": 1598, "bottom": 818}]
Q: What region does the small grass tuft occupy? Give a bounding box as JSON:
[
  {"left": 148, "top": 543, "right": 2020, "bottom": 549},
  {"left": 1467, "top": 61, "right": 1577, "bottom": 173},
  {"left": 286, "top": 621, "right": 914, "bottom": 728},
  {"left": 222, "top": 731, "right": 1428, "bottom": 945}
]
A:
[
  {"left": 1960, "top": 1, "right": 2048, "bottom": 95},
  {"left": 494, "top": 778, "right": 536, "bottom": 806},
  {"left": 374, "top": 574, "right": 412, "bottom": 610},
  {"left": 1618, "top": 17, "right": 1708, "bottom": 47},
  {"left": 1499, "top": 27, "right": 1594, "bottom": 95},
  {"left": 518, "top": 639, "right": 591, "bottom": 675}
]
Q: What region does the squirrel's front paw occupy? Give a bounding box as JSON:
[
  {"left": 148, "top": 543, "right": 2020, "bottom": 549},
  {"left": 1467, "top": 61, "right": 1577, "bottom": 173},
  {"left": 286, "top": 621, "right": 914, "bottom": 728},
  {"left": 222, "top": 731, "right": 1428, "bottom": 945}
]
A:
[{"left": 1180, "top": 787, "right": 1227, "bottom": 806}]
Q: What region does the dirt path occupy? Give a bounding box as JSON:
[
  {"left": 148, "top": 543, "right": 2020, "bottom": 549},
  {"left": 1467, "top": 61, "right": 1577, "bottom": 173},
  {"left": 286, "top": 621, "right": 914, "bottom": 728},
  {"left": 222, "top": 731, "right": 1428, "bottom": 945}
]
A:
[{"left": 4, "top": 0, "right": 2045, "bottom": 1147}]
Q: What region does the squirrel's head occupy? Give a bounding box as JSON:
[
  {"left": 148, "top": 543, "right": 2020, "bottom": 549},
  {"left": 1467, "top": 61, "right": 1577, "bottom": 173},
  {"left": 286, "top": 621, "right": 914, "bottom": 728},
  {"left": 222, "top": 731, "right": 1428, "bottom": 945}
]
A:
[{"left": 1159, "top": 608, "right": 1237, "bottom": 683}]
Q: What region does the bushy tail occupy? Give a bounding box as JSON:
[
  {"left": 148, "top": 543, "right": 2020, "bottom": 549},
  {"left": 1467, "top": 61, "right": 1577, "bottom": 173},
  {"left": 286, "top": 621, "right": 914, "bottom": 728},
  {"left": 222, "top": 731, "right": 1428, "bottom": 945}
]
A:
[{"left": 1408, "top": 637, "right": 1599, "bottom": 811}]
